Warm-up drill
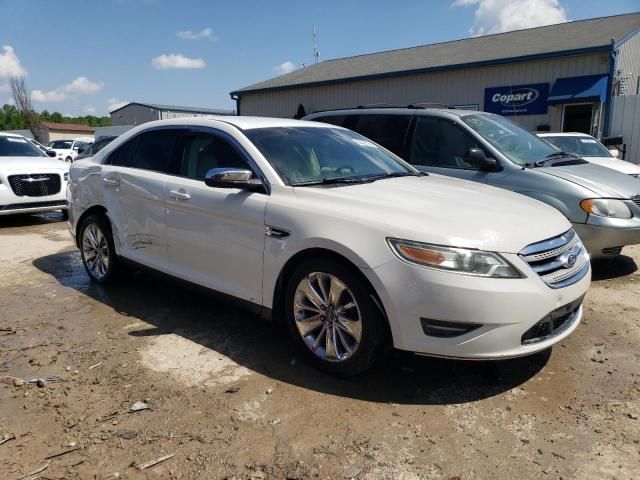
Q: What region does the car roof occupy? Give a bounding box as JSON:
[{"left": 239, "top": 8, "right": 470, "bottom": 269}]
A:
[
  {"left": 0, "top": 132, "right": 25, "bottom": 138},
  {"left": 537, "top": 132, "right": 595, "bottom": 137},
  {"left": 135, "top": 116, "right": 342, "bottom": 131},
  {"left": 306, "top": 107, "right": 481, "bottom": 118}
]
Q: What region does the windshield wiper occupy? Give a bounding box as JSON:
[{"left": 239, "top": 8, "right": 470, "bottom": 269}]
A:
[
  {"left": 292, "top": 176, "right": 371, "bottom": 187},
  {"left": 358, "top": 172, "right": 418, "bottom": 183},
  {"left": 292, "top": 171, "right": 417, "bottom": 187},
  {"left": 531, "top": 151, "right": 579, "bottom": 167}
]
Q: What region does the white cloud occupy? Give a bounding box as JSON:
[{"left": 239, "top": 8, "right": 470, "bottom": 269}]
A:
[
  {"left": 151, "top": 53, "right": 206, "bottom": 70},
  {"left": 176, "top": 27, "right": 218, "bottom": 41},
  {"left": 0, "top": 83, "right": 10, "bottom": 92},
  {"left": 0, "top": 45, "right": 27, "bottom": 78},
  {"left": 452, "top": 0, "right": 568, "bottom": 36},
  {"left": 32, "top": 76, "right": 104, "bottom": 102},
  {"left": 83, "top": 105, "right": 96, "bottom": 114},
  {"left": 107, "top": 97, "right": 128, "bottom": 112},
  {"left": 274, "top": 61, "right": 297, "bottom": 75}
]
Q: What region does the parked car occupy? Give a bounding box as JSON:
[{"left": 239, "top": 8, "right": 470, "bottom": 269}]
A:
[
  {"left": 0, "top": 132, "right": 69, "bottom": 217},
  {"left": 305, "top": 107, "right": 640, "bottom": 258},
  {"left": 47, "top": 137, "right": 94, "bottom": 163},
  {"left": 68, "top": 117, "right": 590, "bottom": 375},
  {"left": 537, "top": 132, "right": 640, "bottom": 178},
  {"left": 74, "top": 135, "right": 117, "bottom": 160}
]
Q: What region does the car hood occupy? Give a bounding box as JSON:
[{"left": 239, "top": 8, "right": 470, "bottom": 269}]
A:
[
  {"left": 1, "top": 156, "right": 69, "bottom": 172},
  {"left": 292, "top": 175, "right": 571, "bottom": 254},
  {"left": 582, "top": 156, "right": 640, "bottom": 175},
  {"left": 537, "top": 162, "right": 640, "bottom": 198}
]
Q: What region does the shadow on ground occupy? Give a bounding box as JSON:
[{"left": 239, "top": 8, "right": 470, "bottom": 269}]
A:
[
  {"left": 590, "top": 254, "right": 638, "bottom": 281},
  {"left": 34, "top": 250, "right": 551, "bottom": 406},
  {"left": 0, "top": 212, "right": 67, "bottom": 229}
]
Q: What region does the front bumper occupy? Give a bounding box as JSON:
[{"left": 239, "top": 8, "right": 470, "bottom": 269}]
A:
[
  {"left": 364, "top": 252, "right": 590, "bottom": 359},
  {"left": 0, "top": 173, "right": 68, "bottom": 216},
  {"left": 573, "top": 222, "right": 640, "bottom": 258}
]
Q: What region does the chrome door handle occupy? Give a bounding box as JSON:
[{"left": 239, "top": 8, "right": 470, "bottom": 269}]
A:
[
  {"left": 169, "top": 190, "right": 191, "bottom": 200},
  {"left": 102, "top": 177, "right": 120, "bottom": 187}
]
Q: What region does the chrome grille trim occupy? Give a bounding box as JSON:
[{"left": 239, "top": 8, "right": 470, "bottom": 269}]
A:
[{"left": 519, "top": 229, "right": 590, "bottom": 289}]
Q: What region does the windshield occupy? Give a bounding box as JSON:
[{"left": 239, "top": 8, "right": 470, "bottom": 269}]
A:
[
  {"left": 245, "top": 127, "right": 415, "bottom": 186},
  {"left": 462, "top": 114, "right": 557, "bottom": 166},
  {"left": 0, "top": 136, "right": 46, "bottom": 157},
  {"left": 541, "top": 135, "right": 611, "bottom": 158},
  {"left": 49, "top": 140, "right": 73, "bottom": 149}
]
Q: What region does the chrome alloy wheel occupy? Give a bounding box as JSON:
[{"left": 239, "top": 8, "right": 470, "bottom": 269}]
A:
[
  {"left": 293, "top": 272, "right": 362, "bottom": 362},
  {"left": 82, "top": 223, "right": 110, "bottom": 280}
]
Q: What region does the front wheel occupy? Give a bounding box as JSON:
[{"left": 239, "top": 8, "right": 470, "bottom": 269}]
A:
[
  {"left": 284, "top": 258, "right": 388, "bottom": 376},
  {"left": 65, "top": 156, "right": 73, "bottom": 163},
  {"left": 79, "top": 214, "right": 120, "bottom": 283}
]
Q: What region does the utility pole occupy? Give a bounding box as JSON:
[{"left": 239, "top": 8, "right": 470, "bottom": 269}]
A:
[{"left": 313, "top": 26, "right": 320, "bottom": 64}]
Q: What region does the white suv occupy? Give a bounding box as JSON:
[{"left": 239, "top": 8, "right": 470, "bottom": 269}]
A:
[
  {"left": 67, "top": 117, "right": 590, "bottom": 375},
  {"left": 0, "top": 132, "right": 69, "bottom": 217},
  {"left": 48, "top": 137, "right": 94, "bottom": 163}
]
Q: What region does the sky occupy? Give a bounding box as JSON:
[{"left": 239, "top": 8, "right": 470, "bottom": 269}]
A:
[{"left": 0, "top": 0, "right": 638, "bottom": 116}]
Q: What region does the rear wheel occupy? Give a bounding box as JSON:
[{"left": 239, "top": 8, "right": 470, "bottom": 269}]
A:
[
  {"left": 284, "top": 258, "right": 387, "bottom": 376},
  {"left": 79, "top": 214, "right": 120, "bottom": 283}
]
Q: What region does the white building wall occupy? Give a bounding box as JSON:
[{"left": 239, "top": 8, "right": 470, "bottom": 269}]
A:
[
  {"left": 615, "top": 31, "right": 640, "bottom": 95},
  {"left": 239, "top": 53, "right": 610, "bottom": 132}
]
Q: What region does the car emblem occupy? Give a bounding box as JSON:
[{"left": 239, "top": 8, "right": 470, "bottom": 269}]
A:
[{"left": 565, "top": 253, "right": 577, "bottom": 268}]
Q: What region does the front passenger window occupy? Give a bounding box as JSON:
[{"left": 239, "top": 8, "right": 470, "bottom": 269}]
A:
[
  {"left": 180, "top": 133, "right": 251, "bottom": 180},
  {"left": 409, "top": 117, "right": 483, "bottom": 170}
]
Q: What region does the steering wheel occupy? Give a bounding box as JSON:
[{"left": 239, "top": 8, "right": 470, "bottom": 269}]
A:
[
  {"left": 497, "top": 133, "right": 529, "bottom": 154},
  {"left": 335, "top": 165, "right": 355, "bottom": 174}
]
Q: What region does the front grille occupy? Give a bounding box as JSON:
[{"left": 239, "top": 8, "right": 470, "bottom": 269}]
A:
[
  {"left": 521, "top": 295, "right": 584, "bottom": 345},
  {"left": 0, "top": 200, "right": 67, "bottom": 211},
  {"left": 8, "top": 174, "right": 61, "bottom": 197},
  {"left": 519, "top": 229, "right": 590, "bottom": 288},
  {"left": 632, "top": 195, "right": 640, "bottom": 207}
]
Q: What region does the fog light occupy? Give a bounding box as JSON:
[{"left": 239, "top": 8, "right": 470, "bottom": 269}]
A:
[{"left": 420, "top": 318, "right": 482, "bottom": 338}]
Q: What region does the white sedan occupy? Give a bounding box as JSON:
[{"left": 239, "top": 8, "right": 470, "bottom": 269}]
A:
[
  {"left": 47, "top": 137, "right": 94, "bottom": 163},
  {"left": 0, "top": 132, "right": 69, "bottom": 217},
  {"left": 67, "top": 117, "right": 590, "bottom": 375},
  {"left": 537, "top": 132, "right": 640, "bottom": 178}
]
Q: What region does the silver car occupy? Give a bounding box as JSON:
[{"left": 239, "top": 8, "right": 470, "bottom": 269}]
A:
[{"left": 306, "top": 108, "right": 640, "bottom": 258}]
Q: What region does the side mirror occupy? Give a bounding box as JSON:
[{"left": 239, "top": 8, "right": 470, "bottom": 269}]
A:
[
  {"left": 204, "top": 168, "right": 264, "bottom": 191},
  {"left": 464, "top": 148, "right": 497, "bottom": 171},
  {"left": 46, "top": 150, "right": 56, "bottom": 158},
  {"left": 609, "top": 149, "right": 619, "bottom": 158}
]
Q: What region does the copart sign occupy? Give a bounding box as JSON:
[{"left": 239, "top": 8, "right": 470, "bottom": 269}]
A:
[{"left": 484, "top": 83, "right": 549, "bottom": 116}]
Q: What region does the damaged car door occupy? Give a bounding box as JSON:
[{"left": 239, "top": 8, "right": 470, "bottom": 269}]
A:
[{"left": 101, "top": 128, "right": 182, "bottom": 270}]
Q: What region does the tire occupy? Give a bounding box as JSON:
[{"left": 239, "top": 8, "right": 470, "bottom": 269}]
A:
[
  {"left": 65, "top": 157, "right": 73, "bottom": 163},
  {"left": 284, "top": 258, "right": 388, "bottom": 376},
  {"left": 79, "top": 213, "right": 120, "bottom": 284}
]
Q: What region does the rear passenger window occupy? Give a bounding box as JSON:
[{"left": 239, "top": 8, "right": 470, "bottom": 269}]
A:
[
  {"left": 110, "top": 129, "right": 181, "bottom": 173},
  {"left": 180, "top": 132, "right": 251, "bottom": 180},
  {"left": 409, "top": 117, "right": 482, "bottom": 170},
  {"left": 351, "top": 114, "right": 411, "bottom": 156}
]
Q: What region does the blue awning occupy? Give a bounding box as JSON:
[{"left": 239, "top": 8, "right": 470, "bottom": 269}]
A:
[{"left": 548, "top": 74, "right": 608, "bottom": 105}]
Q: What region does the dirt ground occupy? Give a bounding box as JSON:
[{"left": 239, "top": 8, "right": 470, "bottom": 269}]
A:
[{"left": 0, "top": 213, "right": 638, "bottom": 480}]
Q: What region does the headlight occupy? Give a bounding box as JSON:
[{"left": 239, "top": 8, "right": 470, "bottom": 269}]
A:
[
  {"left": 387, "top": 238, "right": 523, "bottom": 278},
  {"left": 580, "top": 199, "right": 632, "bottom": 219}
]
